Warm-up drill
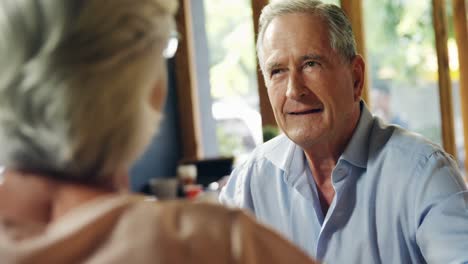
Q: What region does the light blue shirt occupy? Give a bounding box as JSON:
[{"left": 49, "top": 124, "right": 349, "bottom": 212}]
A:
[{"left": 220, "top": 103, "right": 468, "bottom": 263}]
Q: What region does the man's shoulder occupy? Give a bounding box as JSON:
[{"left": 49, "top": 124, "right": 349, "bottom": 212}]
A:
[
  {"left": 370, "top": 117, "right": 444, "bottom": 160},
  {"left": 365, "top": 119, "right": 464, "bottom": 208}
]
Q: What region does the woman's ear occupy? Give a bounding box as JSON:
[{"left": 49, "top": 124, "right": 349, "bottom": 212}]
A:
[
  {"left": 149, "top": 77, "right": 167, "bottom": 112},
  {"left": 113, "top": 172, "right": 129, "bottom": 191},
  {"left": 351, "top": 55, "right": 365, "bottom": 102}
]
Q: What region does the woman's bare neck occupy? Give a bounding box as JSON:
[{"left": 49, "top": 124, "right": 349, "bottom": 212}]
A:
[{"left": 0, "top": 170, "right": 114, "bottom": 224}]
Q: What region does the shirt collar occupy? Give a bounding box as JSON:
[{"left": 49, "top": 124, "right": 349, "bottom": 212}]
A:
[
  {"left": 262, "top": 135, "right": 307, "bottom": 186},
  {"left": 340, "top": 101, "right": 373, "bottom": 168},
  {"left": 262, "top": 134, "right": 298, "bottom": 173}
]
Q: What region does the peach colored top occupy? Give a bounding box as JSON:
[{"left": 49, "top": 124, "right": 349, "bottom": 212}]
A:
[{"left": 0, "top": 195, "right": 317, "bottom": 264}]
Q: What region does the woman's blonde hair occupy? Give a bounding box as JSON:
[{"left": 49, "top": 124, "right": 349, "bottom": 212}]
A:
[{"left": 0, "top": 0, "right": 177, "bottom": 187}]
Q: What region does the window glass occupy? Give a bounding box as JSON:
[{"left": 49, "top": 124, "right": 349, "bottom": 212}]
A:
[
  {"left": 199, "top": 0, "right": 262, "bottom": 162},
  {"left": 364, "top": 0, "right": 442, "bottom": 145}
]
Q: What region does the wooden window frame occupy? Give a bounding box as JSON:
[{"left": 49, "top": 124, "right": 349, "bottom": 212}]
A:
[
  {"left": 340, "top": 0, "right": 370, "bottom": 104},
  {"left": 252, "top": 0, "right": 276, "bottom": 129},
  {"left": 433, "top": 0, "right": 457, "bottom": 158},
  {"left": 174, "top": 0, "right": 203, "bottom": 160},
  {"left": 452, "top": 0, "right": 468, "bottom": 178}
]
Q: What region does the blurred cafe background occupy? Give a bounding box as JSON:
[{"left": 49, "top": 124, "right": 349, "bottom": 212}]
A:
[
  {"left": 3, "top": 0, "right": 465, "bottom": 199},
  {"left": 134, "top": 0, "right": 468, "bottom": 197}
]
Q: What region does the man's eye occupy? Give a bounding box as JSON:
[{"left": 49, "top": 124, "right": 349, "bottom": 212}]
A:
[
  {"left": 305, "top": 61, "right": 317, "bottom": 68},
  {"left": 271, "top": 69, "right": 282, "bottom": 77}
]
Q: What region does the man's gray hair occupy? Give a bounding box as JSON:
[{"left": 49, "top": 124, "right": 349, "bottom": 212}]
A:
[
  {"left": 257, "top": 0, "right": 357, "bottom": 70},
  {"left": 0, "top": 0, "right": 177, "bottom": 187}
]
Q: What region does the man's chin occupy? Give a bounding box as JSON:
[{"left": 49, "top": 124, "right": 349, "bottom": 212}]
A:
[{"left": 284, "top": 129, "right": 326, "bottom": 149}]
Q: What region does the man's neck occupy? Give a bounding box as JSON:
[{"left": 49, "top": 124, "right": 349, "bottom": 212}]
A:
[
  {"left": 303, "top": 150, "right": 337, "bottom": 216},
  {"left": 305, "top": 150, "right": 337, "bottom": 185},
  {"left": 302, "top": 103, "right": 362, "bottom": 214}
]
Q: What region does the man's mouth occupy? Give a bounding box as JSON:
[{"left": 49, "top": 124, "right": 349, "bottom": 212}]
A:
[{"left": 287, "top": 108, "right": 323, "bottom": 115}]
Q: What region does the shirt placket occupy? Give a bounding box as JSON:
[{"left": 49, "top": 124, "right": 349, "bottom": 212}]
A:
[{"left": 315, "top": 162, "right": 352, "bottom": 260}]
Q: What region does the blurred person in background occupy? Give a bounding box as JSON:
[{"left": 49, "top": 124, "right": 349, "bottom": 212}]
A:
[
  {"left": 220, "top": 0, "right": 468, "bottom": 263},
  {"left": 0, "top": 0, "right": 317, "bottom": 263},
  {"left": 371, "top": 80, "right": 409, "bottom": 129}
]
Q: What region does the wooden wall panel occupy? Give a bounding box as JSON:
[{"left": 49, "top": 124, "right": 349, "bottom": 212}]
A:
[
  {"left": 452, "top": 0, "right": 468, "bottom": 175},
  {"left": 432, "top": 0, "right": 457, "bottom": 158},
  {"left": 340, "top": 0, "right": 370, "bottom": 104},
  {"left": 251, "top": 0, "right": 277, "bottom": 132},
  {"left": 174, "top": 0, "right": 203, "bottom": 160}
]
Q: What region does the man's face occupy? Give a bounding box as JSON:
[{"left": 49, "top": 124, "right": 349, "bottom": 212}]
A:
[{"left": 261, "top": 13, "right": 363, "bottom": 150}]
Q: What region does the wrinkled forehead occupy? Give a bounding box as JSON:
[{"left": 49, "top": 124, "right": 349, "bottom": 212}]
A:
[{"left": 260, "top": 13, "right": 333, "bottom": 63}]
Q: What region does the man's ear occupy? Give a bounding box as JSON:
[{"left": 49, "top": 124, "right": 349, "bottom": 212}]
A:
[{"left": 351, "top": 55, "right": 365, "bottom": 102}]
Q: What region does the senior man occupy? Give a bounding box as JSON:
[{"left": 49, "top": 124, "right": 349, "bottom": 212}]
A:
[{"left": 220, "top": 0, "right": 468, "bottom": 263}]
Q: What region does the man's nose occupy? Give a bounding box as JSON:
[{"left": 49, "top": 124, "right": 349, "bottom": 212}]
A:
[{"left": 286, "top": 71, "right": 309, "bottom": 100}]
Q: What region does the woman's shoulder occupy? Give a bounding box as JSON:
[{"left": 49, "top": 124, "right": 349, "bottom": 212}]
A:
[
  {"left": 125, "top": 198, "right": 247, "bottom": 231},
  {"left": 119, "top": 198, "right": 316, "bottom": 264},
  {"left": 108, "top": 198, "right": 244, "bottom": 262}
]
